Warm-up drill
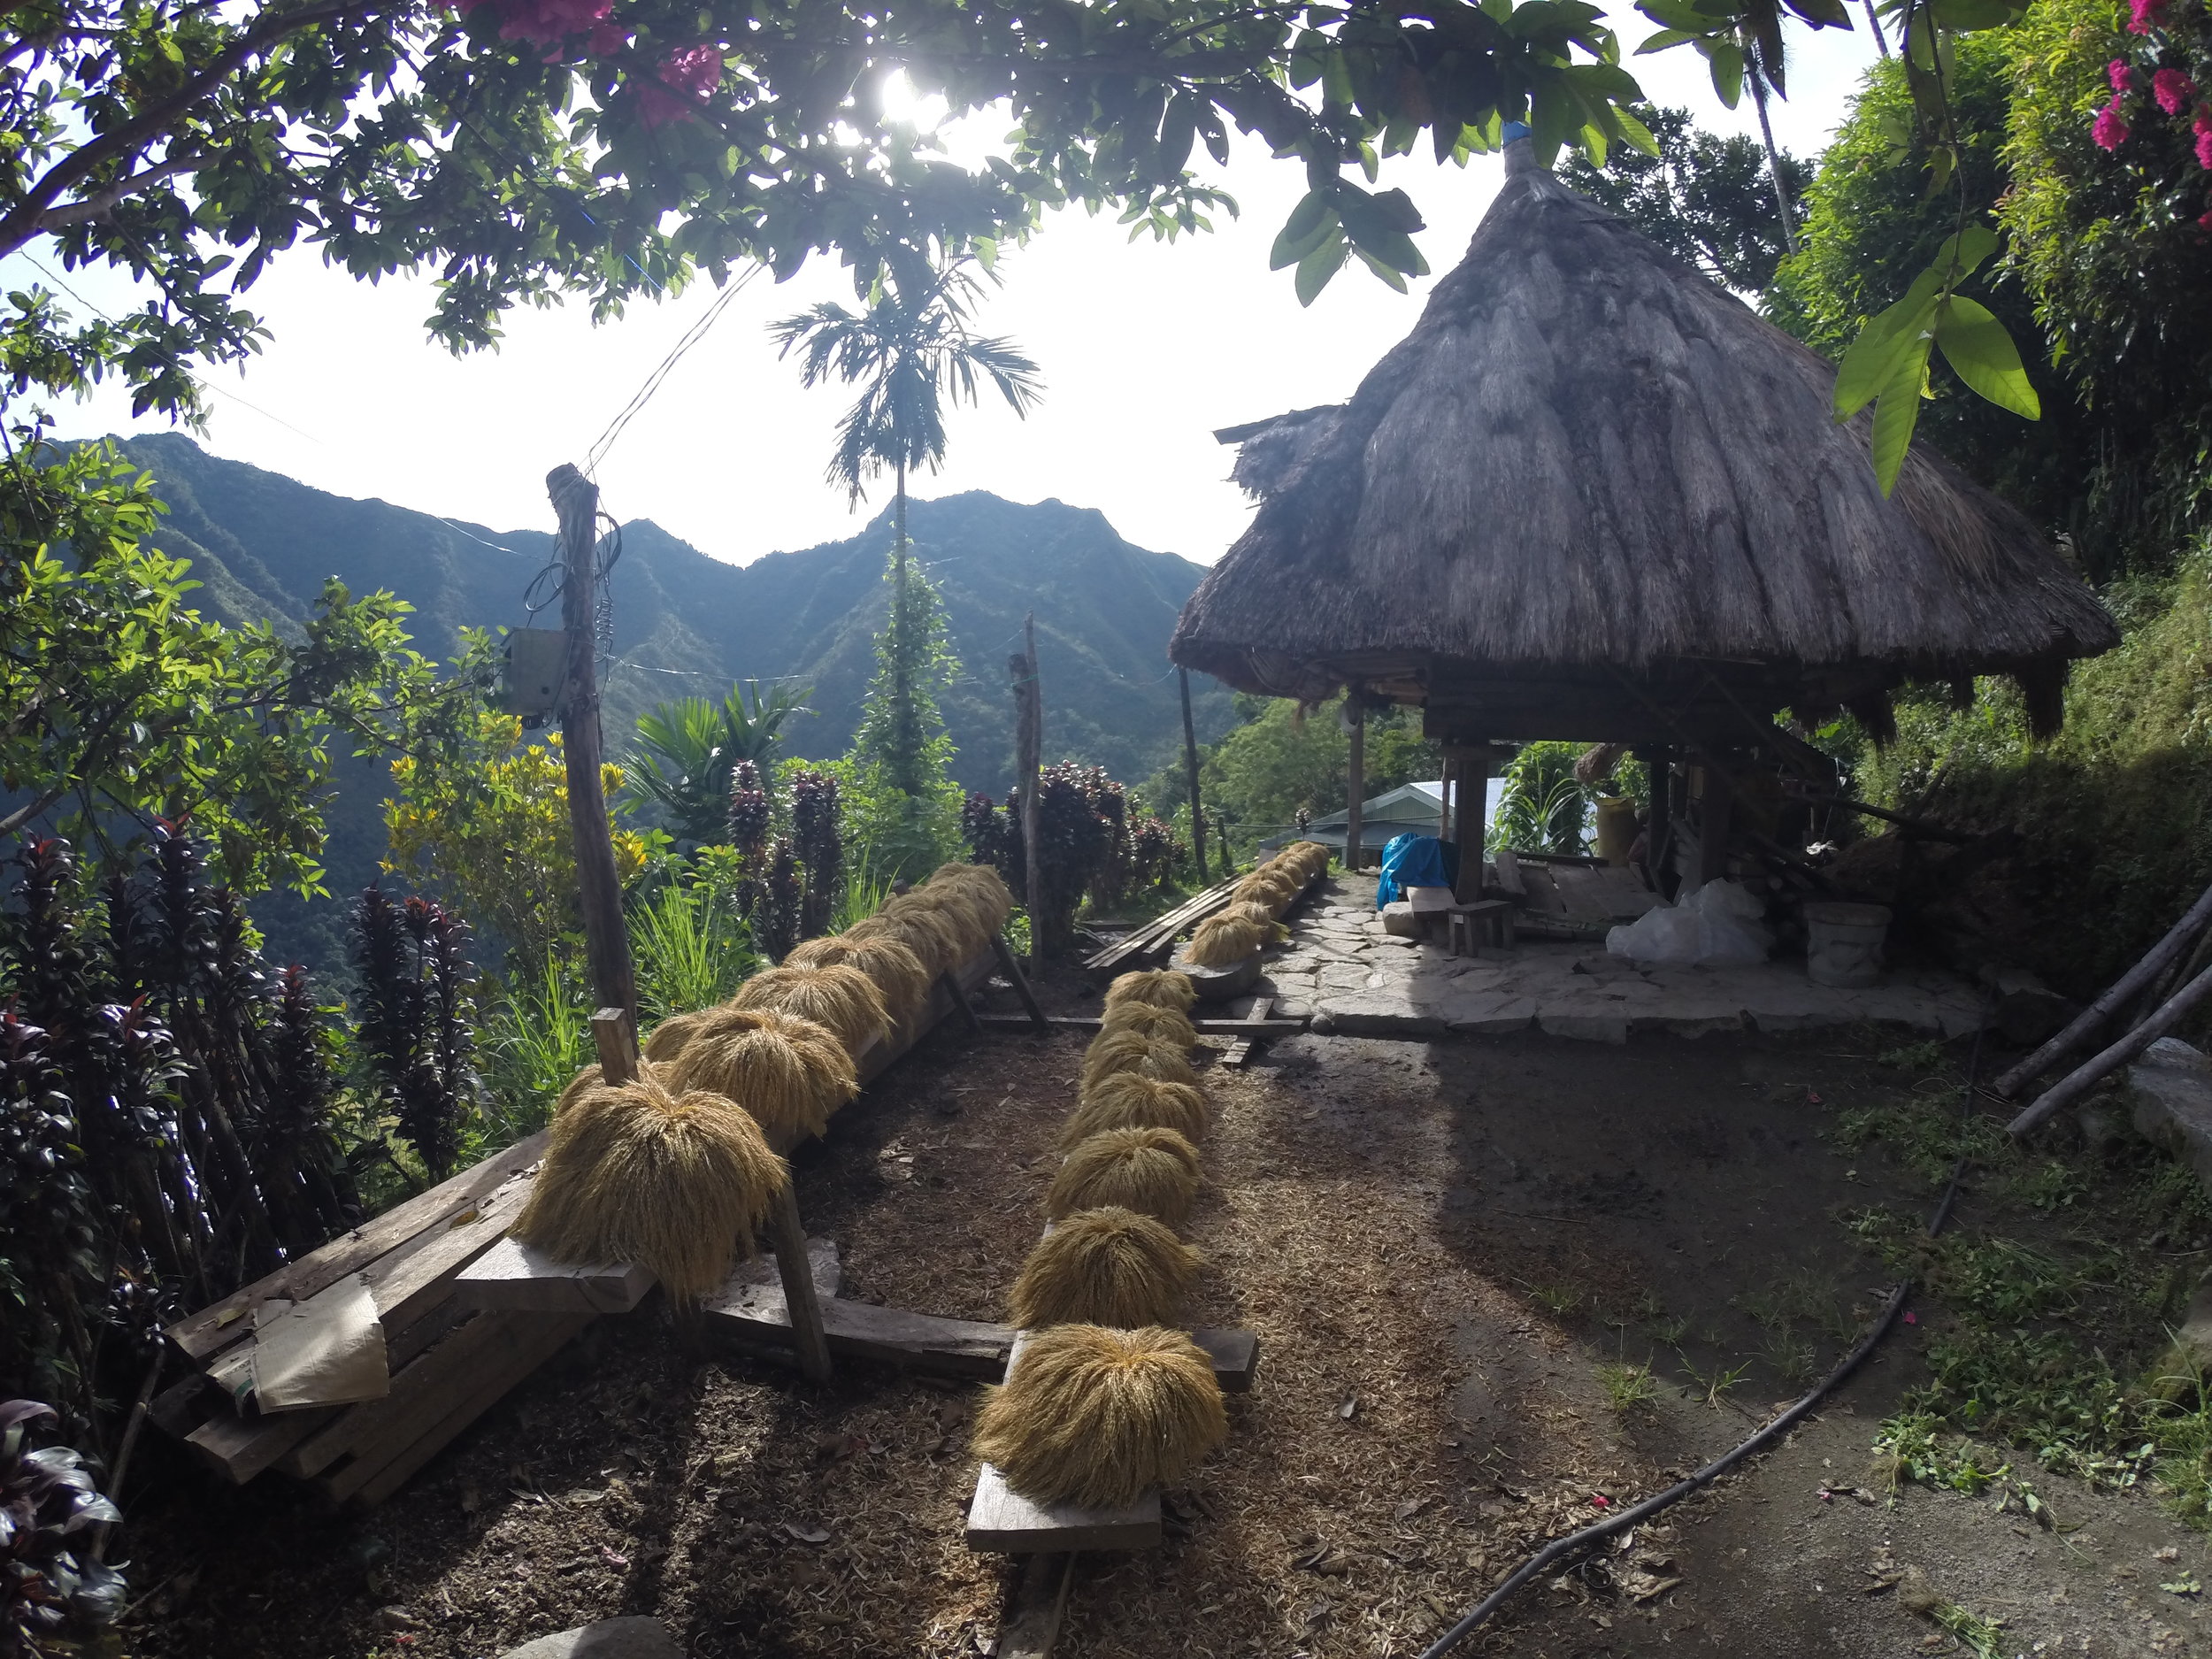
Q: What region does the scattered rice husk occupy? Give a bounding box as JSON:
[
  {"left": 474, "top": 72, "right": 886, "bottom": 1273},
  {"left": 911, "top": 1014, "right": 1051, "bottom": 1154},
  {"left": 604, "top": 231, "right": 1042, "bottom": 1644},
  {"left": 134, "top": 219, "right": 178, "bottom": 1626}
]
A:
[
  {"left": 731, "top": 964, "right": 889, "bottom": 1056},
  {"left": 661, "top": 1006, "right": 858, "bottom": 1143},
  {"left": 1080, "top": 1030, "right": 1200, "bottom": 1093},
  {"left": 1104, "top": 970, "right": 1196, "bottom": 1013},
  {"left": 1186, "top": 915, "right": 1266, "bottom": 967},
  {"left": 785, "top": 933, "right": 932, "bottom": 1025},
  {"left": 1061, "top": 1073, "right": 1210, "bottom": 1148},
  {"left": 511, "top": 1071, "right": 789, "bottom": 1303},
  {"left": 972, "top": 1324, "right": 1228, "bottom": 1509},
  {"left": 1008, "top": 1207, "right": 1202, "bottom": 1329},
  {"left": 1047, "top": 1126, "right": 1202, "bottom": 1226},
  {"left": 1098, "top": 1002, "right": 1198, "bottom": 1048}
]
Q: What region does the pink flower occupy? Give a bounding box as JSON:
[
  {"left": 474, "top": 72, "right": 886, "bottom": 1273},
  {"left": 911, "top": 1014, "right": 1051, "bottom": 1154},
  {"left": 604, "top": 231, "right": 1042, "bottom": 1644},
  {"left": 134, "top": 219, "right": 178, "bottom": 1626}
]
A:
[
  {"left": 2110, "top": 58, "right": 2139, "bottom": 92},
  {"left": 490, "top": 0, "right": 611, "bottom": 45},
  {"left": 2093, "top": 95, "right": 2132, "bottom": 150},
  {"left": 2155, "top": 68, "right": 2195, "bottom": 113},
  {"left": 583, "top": 19, "right": 627, "bottom": 54},
  {"left": 2198, "top": 208, "right": 2212, "bottom": 232},
  {"left": 2197, "top": 125, "right": 2212, "bottom": 168},
  {"left": 2128, "top": 0, "right": 2164, "bottom": 33},
  {"left": 638, "top": 45, "right": 723, "bottom": 128}
]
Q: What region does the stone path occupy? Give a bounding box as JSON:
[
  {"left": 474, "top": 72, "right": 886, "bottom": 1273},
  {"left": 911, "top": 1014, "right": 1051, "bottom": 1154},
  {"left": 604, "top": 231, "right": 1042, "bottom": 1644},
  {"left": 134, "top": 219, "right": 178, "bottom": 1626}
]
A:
[{"left": 1264, "top": 880, "right": 1987, "bottom": 1044}]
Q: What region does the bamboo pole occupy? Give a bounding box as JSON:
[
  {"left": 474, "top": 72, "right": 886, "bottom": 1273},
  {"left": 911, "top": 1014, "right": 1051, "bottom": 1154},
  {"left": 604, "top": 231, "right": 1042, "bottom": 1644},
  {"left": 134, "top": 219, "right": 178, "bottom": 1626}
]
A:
[
  {"left": 1179, "top": 666, "right": 1207, "bottom": 884},
  {"left": 548, "top": 465, "right": 638, "bottom": 1031},
  {"left": 2008, "top": 960, "right": 2212, "bottom": 1139},
  {"left": 1993, "top": 879, "right": 2212, "bottom": 1098}
]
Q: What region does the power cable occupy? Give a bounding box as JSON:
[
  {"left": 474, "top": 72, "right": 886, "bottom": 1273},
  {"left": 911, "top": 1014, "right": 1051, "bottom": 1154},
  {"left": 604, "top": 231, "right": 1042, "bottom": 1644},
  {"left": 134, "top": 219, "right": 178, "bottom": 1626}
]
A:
[{"left": 584, "top": 262, "right": 760, "bottom": 474}]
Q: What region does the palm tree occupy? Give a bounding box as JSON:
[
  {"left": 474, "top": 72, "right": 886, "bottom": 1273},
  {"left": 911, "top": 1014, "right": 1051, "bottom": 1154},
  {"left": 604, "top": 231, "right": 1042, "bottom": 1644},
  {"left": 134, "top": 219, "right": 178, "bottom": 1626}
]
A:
[
  {"left": 624, "top": 680, "right": 810, "bottom": 843},
  {"left": 770, "top": 254, "right": 1044, "bottom": 577}
]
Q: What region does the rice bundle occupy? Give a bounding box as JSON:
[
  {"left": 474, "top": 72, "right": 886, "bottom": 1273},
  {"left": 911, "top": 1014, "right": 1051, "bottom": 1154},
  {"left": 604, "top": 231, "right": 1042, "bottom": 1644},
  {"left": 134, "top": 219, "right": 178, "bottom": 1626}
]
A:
[
  {"left": 923, "top": 862, "right": 1016, "bottom": 936},
  {"left": 661, "top": 1006, "right": 858, "bottom": 1142},
  {"left": 731, "top": 964, "right": 888, "bottom": 1055},
  {"left": 972, "top": 1324, "right": 1228, "bottom": 1509},
  {"left": 552, "top": 1063, "right": 603, "bottom": 1117},
  {"left": 1222, "top": 898, "right": 1283, "bottom": 931},
  {"left": 1284, "top": 841, "right": 1332, "bottom": 876},
  {"left": 641, "top": 1009, "right": 712, "bottom": 1066},
  {"left": 1080, "top": 1030, "right": 1199, "bottom": 1092},
  {"left": 1103, "top": 970, "right": 1196, "bottom": 1013},
  {"left": 512, "top": 1072, "right": 789, "bottom": 1303},
  {"left": 1185, "top": 913, "right": 1266, "bottom": 967},
  {"left": 1061, "top": 1073, "right": 1209, "bottom": 1148},
  {"left": 1047, "top": 1126, "right": 1202, "bottom": 1225},
  {"left": 849, "top": 907, "right": 966, "bottom": 978},
  {"left": 1097, "top": 1001, "right": 1197, "bottom": 1048},
  {"left": 785, "top": 933, "right": 932, "bottom": 1024},
  {"left": 1234, "top": 868, "right": 1298, "bottom": 905},
  {"left": 1008, "top": 1208, "right": 1202, "bottom": 1328}
]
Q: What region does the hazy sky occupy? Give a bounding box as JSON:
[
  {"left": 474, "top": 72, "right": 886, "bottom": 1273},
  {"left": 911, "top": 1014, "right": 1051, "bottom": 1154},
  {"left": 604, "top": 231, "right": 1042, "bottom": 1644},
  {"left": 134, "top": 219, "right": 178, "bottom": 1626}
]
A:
[{"left": 13, "top": 17, "right": 1884, "bottom": 574}]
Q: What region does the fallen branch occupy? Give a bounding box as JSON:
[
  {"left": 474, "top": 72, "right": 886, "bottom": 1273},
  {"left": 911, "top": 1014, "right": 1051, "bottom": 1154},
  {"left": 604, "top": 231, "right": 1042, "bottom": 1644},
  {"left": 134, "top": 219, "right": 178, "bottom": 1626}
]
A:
[{"left": 2006, "top": 960, "right": 2212, "bottom": 1140}]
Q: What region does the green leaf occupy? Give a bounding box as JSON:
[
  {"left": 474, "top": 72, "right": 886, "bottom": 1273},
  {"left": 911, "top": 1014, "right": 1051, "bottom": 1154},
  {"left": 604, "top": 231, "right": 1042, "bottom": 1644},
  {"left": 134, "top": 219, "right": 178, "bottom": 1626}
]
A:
[
  {"left": 1270, "top": 191, "right": 1338, "bottom": 269},
  {"left": 1614, "top": 104, "right": 1661, "bottom": 156},
  {"left": 1354, "top": 247, "right": 1411, "bottom": 292},
  {"left": 1635, "top": 27, "right": 1700, "bottom": 50},
  {"left": 1930, "top": 222, "right": 2000, "bottom": 280},
  {"left": 1927, "top": 0, "right": 2022, "bottom": 27},
  {"left": 1933, "top": 296, "right": 2042, "bottom": 419},
  {"left": 1701, "top": 40, "right": 1744, "bottom": 108},
  {"left": 1833, "top": 268, "right": 1944, "bottom": 420},
  {"left": 1294, "top": 230, "right": 1350, "bottom": 305},
  {"left": 1869, "top": 339, "right": 1933, "bottom": 495}
]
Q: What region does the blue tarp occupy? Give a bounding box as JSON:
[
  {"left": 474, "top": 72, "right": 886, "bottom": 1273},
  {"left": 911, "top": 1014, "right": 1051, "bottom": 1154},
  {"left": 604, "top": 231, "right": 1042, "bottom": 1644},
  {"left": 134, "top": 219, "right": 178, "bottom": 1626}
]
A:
[{"left": 1375, "top": 834, "right": 1461, "bottom": 908}]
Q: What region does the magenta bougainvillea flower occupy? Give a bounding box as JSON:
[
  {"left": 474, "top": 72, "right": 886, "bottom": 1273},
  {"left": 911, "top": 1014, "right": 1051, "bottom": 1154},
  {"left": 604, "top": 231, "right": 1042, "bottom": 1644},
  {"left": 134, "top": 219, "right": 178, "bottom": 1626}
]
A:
[
  {"left": 2197, "top": 125, "right": 2212, "bottom": 169},
  {"left": 2110, "top": 58, "right": 2139, "bottom": 91},
  {"left": 2154, "top": 68, "right": 2196, "bottom": 113},
  {"left": 2129, "top": 0, "right": 2166, "bottom": 32},
  {"left": 491, "top": 0, "right": 611, "bottom": 44},
  {"left": 638, "top": 45, "right": 724, "bottom": 128},
  {"left": 2093, "top": 95, "right": 2132, "bottom": 150}
]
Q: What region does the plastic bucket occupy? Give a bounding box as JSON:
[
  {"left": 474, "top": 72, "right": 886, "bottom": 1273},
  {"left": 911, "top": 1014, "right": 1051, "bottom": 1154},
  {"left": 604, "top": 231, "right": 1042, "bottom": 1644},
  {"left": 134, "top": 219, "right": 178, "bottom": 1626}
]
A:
[
  {"left": 1594, "top": 795, "right": 1637, "bottom": 865},
  {"left": 1803, "top": 901, "right": 1891, "bottom": 988}
]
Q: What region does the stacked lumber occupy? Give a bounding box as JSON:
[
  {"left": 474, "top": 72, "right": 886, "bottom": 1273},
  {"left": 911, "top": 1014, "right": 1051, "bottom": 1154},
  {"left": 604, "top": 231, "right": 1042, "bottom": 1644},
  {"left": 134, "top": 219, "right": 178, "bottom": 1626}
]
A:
[{"left": 1080, "top": 878, "right": 1242, "bottom": 979}]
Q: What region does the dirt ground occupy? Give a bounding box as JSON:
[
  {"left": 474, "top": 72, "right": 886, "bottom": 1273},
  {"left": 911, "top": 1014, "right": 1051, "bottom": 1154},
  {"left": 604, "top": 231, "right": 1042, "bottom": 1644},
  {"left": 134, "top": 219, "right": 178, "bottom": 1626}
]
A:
[{"left": 119, "top": 959, "right": 2212, "bottom": 1659}]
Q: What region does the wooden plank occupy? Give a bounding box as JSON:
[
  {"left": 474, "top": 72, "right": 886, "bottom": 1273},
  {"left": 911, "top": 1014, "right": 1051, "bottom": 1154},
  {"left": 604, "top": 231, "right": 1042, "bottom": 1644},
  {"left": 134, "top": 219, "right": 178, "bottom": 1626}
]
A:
[
  {"left": 966, "top": 1461, "right": 1161, "bottom": 1554},
  {"left": 766, "top": 1182, "right": 833, "bottom": 1381},
  {"left": 1219, "top": 996, "right": 1271, "bottom": 1068},
  {"left": 360, "top": 1171, "right": 538, "bottom": 1335},
  {"left": 183, "top": 1399, "right": 338, "bottom": 1486},
  {"left": 165, "top": 1128, "right": 551, "bottom": 1365},
  {"left": 976, "top": 1015, "right": 1308, "bottom": 1036},
  {"left": 1190, "top": 1327, "right": 1258, "bottom": 1387},
  {"left": 330, "top": 1311, "right": 594, "bottom": 1510},
  {"left": 999, "top": 1552, "right": 1078, "bottom": 1659},
  {"left": 991, "top": 933, "right": 1050, "bottom": 1032},
  {"left": 1082, "top": 879, "right": 1241, "bottom": 978},
  {"left": 453, "top": 1236, "right": 657, "bottom": 1315}
]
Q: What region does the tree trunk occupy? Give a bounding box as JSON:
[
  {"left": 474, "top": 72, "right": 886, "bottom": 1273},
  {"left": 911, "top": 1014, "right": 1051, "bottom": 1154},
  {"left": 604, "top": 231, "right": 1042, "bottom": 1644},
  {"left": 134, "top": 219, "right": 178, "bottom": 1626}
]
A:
[
  {"left": 1179, "top": 667, "right": 1206, "bottom": 883},
  {"left": 1749, "top": 72, "right": 1799, "bottom": 256}
]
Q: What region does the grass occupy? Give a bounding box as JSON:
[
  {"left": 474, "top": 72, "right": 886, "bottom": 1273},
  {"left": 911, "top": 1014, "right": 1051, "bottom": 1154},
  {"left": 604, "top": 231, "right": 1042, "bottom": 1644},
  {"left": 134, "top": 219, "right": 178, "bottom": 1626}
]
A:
[
  {"left": 1679, "top": 1356, "right": 1751, "bottom": 1409},
  {"left": 1528, "top": 1282, "right": 1584, "bottom": 1317},
  {"left": 1597, "top": 1362, "right": 1661, "bottom": 1416}
]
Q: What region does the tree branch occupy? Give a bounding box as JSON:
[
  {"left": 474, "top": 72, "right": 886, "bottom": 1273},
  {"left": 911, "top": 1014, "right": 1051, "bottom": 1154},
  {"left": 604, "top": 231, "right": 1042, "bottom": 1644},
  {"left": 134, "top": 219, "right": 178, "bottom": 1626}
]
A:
[{"left": 38, "top": 154, "right": 202, "bottom": 231}]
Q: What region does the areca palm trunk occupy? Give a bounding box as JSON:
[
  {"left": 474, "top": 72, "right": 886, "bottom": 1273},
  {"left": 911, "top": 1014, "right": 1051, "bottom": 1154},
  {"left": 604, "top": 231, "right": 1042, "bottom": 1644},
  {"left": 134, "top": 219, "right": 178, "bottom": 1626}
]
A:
[{"left": 1747, "top": 70, "right": 1798, "bottom": 256}]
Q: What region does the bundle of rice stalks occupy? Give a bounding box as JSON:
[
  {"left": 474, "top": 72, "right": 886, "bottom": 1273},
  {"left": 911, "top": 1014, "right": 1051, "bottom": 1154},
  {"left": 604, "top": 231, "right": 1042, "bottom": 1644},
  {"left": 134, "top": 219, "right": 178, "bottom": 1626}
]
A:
[
  {"left": 641, "top": 1009, "right": 712, "bottom": 1066},
  {"left": 1046, "top": 1126, "right": 1202, "bottom": 1225},
  {"left": 1233, "top": 873, "right": 1298, "bottom": 913},
  {"left": 731, "top": 964, "right": 888, "bottom": 1056},
  {"left": 1283, "top": 841, "right": 1332, "bottom": 876},
  {"left": 1097, "top": 1002, "right": 1197, "bottom": 1048},
  {"left": 972, "top": 1324, "right": 1228, "bottom": 1509},
  {"left": 1185, "top": 914, "right": 1266, "bottom": 967},
  {"left": 923, "top": 862, "right": 1016, "bottom": 935},
  {"left": 1061, "top": 1073, "right": 1209, "bottom": 1148},
  {"left": 1008, "top": 1208, "right": 1202, "bottom": 1328},
  {"left": 785, "top": 933, "right": 931, "bottom": 1025},
  {"left": 661, "top": 1007, "right": 858, "bottom": 1143},
  {"left": 1223, "top": 898, "right": 1285, "bottom": 931},
  {"left": 512, "top": 1073, "right": 789, "bottom": 1302},
  {"left": 849, "top": 907, "right": 966, "bottom": 978},
  {"left": 1080, "top": 1030, "right": 1199, "bottom": 1092},
  {"left": 1103, "top": 970, "right": 1196, "bottom": 1013}
]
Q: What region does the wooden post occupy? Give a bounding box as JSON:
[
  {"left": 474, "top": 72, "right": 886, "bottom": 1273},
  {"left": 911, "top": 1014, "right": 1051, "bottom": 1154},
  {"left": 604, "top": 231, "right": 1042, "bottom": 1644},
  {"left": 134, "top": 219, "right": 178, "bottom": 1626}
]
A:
[
  {"left": 1344, "top": 697, "right": 1365, "bottom": 873},
  {"left": 1449, "top": 746, "right": 1493, "bottom": 903},
  {"left": 991, "top": 934, "right": 1050, "bottom": 1033},
  {"left": 1018, "top": 613, "right": 1044, "bottom": 975},
  {"left": 1216, "top": 811, "right": 1232, "bottom": 874},
  {"left": 590, "top": 1009, "right": 637, "bottom": 1086},
  {"left": 1643, "top": 745, "right": 1675, "bottom": 897},
  {"left": 765, "top": 1184, "right": 833, "bottom": 1382},
  {"left": 1694, "top": 758, "right": 1733, "bottom": 889},
  {"left": 548, "top": 465, "right": 638, "bottom": 1030},
  {"left": 1438, "top": 757, "right": 1455, "bottom": 841},
  {"left": 1179, "top": 666, "right": 1207, "bottom": 884}
]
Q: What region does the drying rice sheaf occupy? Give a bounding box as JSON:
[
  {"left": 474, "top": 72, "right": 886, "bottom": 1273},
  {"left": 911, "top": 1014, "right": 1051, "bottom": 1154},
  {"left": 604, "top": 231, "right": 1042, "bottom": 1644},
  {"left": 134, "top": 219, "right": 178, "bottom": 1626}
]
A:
[
  {"left": 1008, "top": 1207, "right": 1202, "bottom": 1329},
  {"left": 1062, "top": 1073, "right": 1210, "bottom": 1148},
  {"left": 849, "top": 907, "right": 966, "bottom": 978},
  {"left": 641, "top": 1009, "right": 711, "bottom": 1066},
  {"left": 784, "top": 933, "right": 931, "bottom": 1024},
  {"left": 552, "top": 1063, "right": 603, "bottom": 1118},
  {"left": 1185, "top": 914, "right": 1267, "bottom": 967},
  {"left": 972, "top": 1324, "right": 1228, "bottom": 1509},
  {"left": 730, "top": 964, "right": 888, "bottom": 1056},
  {"left": 1222, "top": 898, "right": 1285, "bottom": 932},
  {"left": 923, "top": 862, "right": 1015, "bottom": 936},
  {"left": 1097, "top": 1001, "right": 1198, "bottom": 1048},
  {"left": 1080, "top": 1030, "right": 1200, "bottom": 1093},
  {"left": 1103, "top": 970, "right": 1197, "bottom": 1013},
  {"left": 661, "top": 1007, "right": 858, "bottom": 1143},
  {"left": 1046, "top": 1125, "right": 1202, "bottom": 1225},
  {"left": 511, "top": 1073, "right": 788, "bottom": 1302}
]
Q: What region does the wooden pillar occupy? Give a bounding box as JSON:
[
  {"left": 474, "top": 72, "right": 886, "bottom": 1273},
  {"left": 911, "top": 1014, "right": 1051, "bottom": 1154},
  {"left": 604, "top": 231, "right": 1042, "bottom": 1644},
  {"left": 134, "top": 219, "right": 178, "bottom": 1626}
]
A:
[
  {"left": 1179, "top": 666, "right": 1207, "bottom": 883},
  {"left": 1448, "top": 745, "right": 1492, "bottom": 903},
  {"left": 1437, "top": 757, "right": 1455, "bottom": 841},
  {"left": 1017, "top": 615, "right": 1043, "bottom": 972},
  {"left": 548, "top": 465, "right": 637, "bottom": 1029},
  {"left": 1694, "top": 757, "right": 1733, "bottom": 890},
  {"left": 1344, "top": 697, "right": 1365, "bottom": 873}
]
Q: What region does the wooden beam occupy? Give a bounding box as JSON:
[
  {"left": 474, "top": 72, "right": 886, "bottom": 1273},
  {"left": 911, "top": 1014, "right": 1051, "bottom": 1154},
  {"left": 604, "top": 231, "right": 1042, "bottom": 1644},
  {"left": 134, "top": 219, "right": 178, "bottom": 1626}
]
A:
[
  {"left": 975, "top": 1015, "right": 1308, "bottom": 1037},
  {"left": 591, "top": 1007, "right": 638, "bottom": 1085},
  {"left": 1080, "top": 877, "right": 1241, "bottom": 979},
  {"left": 1180, "top": 666, "right": 1206, "bottom": 884},
  {"left": 1217, "top": 996, "right": 1272, "bottom": 1068},
  {"left": 998, "top": 1553, "right": 1078, "bottom": 1659},
  {"left": 1695, "top": 763, "right": 1733, "bottom": 889},
  {"left": 940, "top": 968, "right": 985, "bottom": 1036},
  {"left": 1447, "top": 744, "right": 1493, "bottom": 904},
  {"left": 967, "top": 1461, "right": 1161, "bottom": 1554},
  {"left": 991, "top": 934, "right": 1050, "bottom": 1033},
  {"left": 765, "top": 1183, "right": 832, "bottom": 1382},
  {"left": 452, "top": 1237, "right": 657, "bottom": 1315}
]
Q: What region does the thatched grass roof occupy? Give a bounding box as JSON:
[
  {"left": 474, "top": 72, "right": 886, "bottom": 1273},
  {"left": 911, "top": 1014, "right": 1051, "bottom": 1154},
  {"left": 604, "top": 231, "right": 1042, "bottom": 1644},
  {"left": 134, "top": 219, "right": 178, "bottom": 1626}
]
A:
[{"left": 1171, "top": 139, "right": 2116, "bottom": 736}]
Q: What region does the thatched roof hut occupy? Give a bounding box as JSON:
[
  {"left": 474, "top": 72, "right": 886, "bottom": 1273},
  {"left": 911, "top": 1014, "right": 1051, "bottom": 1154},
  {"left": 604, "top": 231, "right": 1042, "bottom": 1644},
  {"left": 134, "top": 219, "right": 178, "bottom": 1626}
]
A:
[{"left": 1171, "top": 135, "right": 2116, "bottom": 750}]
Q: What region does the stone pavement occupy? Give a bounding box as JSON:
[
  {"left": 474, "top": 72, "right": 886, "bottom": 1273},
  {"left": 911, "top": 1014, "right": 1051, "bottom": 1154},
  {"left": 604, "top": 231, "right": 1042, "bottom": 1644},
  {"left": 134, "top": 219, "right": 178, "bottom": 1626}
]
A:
[{"left": 1263, "top": 880, "right": 1987, "bottom": 1044}]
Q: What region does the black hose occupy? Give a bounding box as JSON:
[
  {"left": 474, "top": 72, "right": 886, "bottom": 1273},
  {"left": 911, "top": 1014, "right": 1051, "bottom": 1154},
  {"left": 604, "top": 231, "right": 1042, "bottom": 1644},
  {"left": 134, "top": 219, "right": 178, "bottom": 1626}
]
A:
[{"left": 1417, "top": 1022, "right": 1987, "bottom": 1659}]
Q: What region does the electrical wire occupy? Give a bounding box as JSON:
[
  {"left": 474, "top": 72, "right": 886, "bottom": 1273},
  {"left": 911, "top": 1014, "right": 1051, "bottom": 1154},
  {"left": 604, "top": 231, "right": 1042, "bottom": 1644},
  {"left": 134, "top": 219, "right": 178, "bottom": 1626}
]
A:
[
  {"left": 583, "top": 263, "right": 761, "bottom": 474},
  {"left": 1417, "top": 1020, "right": 1990, "bottom": 1659}
]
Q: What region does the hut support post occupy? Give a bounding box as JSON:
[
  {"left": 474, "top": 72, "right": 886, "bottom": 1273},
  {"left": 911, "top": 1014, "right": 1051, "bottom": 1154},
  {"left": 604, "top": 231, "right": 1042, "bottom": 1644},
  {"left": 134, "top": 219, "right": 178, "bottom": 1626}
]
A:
[
  {"left": 1438, "top": 757, "right": 1455, "bottom": 840},
  {"left": 1448, "top": 745, "right": 1491, "bottom": 903},
  {"left": 1344, "top": 699, "right": 1365, "bottom": 873},
  {"left": 1179, "top": 667, "right": 1207, "bottom": 883},
  {"left": 549, "top": 465, "right": 638, "bottom": 1029},
  {"left": 1694, "top": 761, "right": 1732, "bottom": 889}
]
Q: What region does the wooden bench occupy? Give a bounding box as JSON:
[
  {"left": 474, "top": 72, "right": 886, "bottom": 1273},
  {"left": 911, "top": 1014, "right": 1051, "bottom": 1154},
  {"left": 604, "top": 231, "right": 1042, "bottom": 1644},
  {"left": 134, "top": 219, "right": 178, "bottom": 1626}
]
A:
[{"left": 1445, "top": 899, "right": 1516, "bottom": 956}]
